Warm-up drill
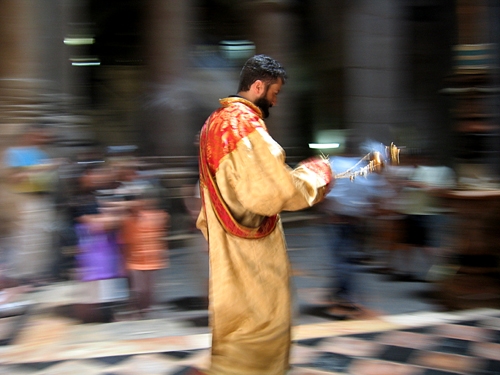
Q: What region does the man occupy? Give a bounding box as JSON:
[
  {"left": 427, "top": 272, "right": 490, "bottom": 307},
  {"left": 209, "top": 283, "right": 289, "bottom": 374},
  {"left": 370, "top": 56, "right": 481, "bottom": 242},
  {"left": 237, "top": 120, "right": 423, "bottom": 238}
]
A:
[
  {"left": 321, "top": 153, "right": 395, "bottom": 318},
  {"left": 194, "top": 55, "right": 333, "bottom": 375},
  {"left": 385, "top": 153, "right": 456, "bottom": 281}
]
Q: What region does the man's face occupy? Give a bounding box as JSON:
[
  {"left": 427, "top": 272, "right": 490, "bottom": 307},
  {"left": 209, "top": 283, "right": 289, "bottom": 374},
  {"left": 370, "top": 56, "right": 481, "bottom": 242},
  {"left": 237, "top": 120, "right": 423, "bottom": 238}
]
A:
[{"left": 254, "top": 80, "right": 282, "bottom": 119}]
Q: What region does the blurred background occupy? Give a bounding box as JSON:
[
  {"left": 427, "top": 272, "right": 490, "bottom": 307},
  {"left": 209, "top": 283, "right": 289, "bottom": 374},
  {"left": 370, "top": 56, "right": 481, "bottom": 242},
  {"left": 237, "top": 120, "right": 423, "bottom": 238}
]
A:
[
  {"left": 1, "top": 0, "right": 500, "bottom": 315},
  {"left": 0, "top": 0, "right": 498, "bottom": 164}
]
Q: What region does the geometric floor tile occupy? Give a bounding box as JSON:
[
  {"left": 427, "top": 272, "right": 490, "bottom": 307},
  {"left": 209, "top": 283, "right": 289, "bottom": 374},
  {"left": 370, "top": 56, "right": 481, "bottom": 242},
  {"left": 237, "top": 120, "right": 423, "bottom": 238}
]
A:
[
  {"left": 0, "top": 310, "right": 30, "bottom": 347},
  {"left": 0, "top": 365, "right": 37, "bottom": 375},
  {"left": 346, "top": 359, "right": 422, "bottom": 375},
  {"left": 470, "top": 341, "right": 500, "bottom": 361},
  {"left": 376, "top": 330, "right": 437, "bottom": 350},
  {"left": 2, "top": 309, "right": 500, "bottom": 375},
  {"left": 378, "top": 345, "right": 415, "bottom": 363},
  {"left": 288, "top": 367, "right": 341, "bottom": 375},
  {"left": 410, "top": 350, "right": 484, "bottom": 374},
  {"left": 35, "top": 360, "right": 107, "bottom": 375},
  {"left": 317, "top": 336, "right": 384, "bottom": 357},
  {"left": 290, "top": 345, "right": 323, "bottom": 365},
  {"left": 297, "top": 351, "right": 354, "bottom": 372},
  {"left": 105, "top": 354, "right": 184, "bottom": 375}
]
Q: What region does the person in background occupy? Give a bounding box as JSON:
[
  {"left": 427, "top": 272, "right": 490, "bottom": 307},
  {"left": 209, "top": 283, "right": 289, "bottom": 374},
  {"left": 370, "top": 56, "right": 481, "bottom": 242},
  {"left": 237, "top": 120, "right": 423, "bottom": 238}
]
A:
[
  {"left": 321, "top": 152, "right": 394, "bottom": 318},
  {"left": 70, "top": 163, "right": 127, "bottom": 323},
  {"left": 119, "top": 192, "right": 169, "bottom": 318},
  {"left": 194, "top": 55, "right": 333, "bottom": 375},
  {"left": 0, "top": 174, "right": 30, "bottom": 315},
  {"left": 2, "top": 124, "right": 60, "bottom": 287},
  {"left": 384, "top": 153, "right": 456, "bottom": 281}
]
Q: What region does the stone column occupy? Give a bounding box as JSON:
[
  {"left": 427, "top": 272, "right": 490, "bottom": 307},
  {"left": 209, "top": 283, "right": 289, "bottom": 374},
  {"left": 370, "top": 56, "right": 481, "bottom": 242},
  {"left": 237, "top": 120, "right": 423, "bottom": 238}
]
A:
[
  {"left": 0, "top": 0, "right": 39, "bottom": 81},
  {"left": 455, "top": 0, "right": 488, "bottom": 44},
  {"left": 0, "top": 0, "right": 41, "bottom": 143},
  {"left": 442, "top": 0, "right": 499, "bottom": 178},
  {"left": 438, "top": 0, "right": 500, "bottom": 310},
  {"left": 141, "top": 0, "right": 195, "bottom": 156},
  {"left": 61, "top": 0, "right": 92, "bottom": 105},
  {"left": 305, "top": 0, "right": 345, "bottom": 154},
  {"left": 241, "top": 0, "right": 303, "bottom": 159},
  {"left": 0, "top": 0, "right": 81, "bottom": 141},
  {"left": 342, "top": 0, "right": 407, "bottom": 149},
  {"left": 37, "top": 0, "right": 66, "bottom": 95}
]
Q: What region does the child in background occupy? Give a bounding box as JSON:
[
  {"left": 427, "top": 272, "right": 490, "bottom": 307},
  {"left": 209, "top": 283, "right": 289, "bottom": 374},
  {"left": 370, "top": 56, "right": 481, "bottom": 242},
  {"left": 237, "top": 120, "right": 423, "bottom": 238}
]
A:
[
  {"left": 119, "top": 192, "right": 169, "bottom": 318},
  {"left": 71, "top": 164, "right": 127, "bottom": 323}
]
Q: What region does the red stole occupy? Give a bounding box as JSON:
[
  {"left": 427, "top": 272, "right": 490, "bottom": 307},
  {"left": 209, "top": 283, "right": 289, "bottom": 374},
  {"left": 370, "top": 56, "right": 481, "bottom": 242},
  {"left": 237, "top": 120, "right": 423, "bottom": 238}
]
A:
[{"left": 198, "top": 97, "right": 278, "bottom": 239}]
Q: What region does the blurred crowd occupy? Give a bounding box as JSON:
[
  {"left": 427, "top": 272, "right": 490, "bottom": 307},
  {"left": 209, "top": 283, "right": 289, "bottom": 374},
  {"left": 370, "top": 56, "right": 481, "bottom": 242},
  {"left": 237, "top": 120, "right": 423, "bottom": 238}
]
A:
[
  {"left": 0, "top": 125, "right": 465, "bottom": 321},
  {"left": 319, "top": 146, "right": 457, "bottom": 317},
  {"left": 0, "top": 124, "right": 172, "bottom": 321}
]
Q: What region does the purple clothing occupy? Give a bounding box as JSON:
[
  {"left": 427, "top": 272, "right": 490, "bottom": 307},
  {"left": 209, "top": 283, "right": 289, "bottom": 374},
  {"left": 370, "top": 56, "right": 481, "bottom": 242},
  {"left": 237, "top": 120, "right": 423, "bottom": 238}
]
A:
[{"left": 75, "top": 223, "right": 124, "bottom": 281}]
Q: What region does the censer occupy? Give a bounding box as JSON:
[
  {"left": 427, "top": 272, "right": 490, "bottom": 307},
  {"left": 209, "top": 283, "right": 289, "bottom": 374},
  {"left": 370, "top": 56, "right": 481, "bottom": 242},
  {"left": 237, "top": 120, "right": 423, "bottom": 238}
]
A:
[{"left": 333, "top": 143, "right": 400, "bottom": 181}]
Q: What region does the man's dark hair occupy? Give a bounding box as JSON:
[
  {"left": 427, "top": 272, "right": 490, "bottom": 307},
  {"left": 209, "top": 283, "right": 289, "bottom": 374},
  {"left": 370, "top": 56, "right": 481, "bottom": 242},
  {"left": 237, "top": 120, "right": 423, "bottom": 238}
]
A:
[{"left": 237, "top": 54, "right": 287, "bottom": 92}]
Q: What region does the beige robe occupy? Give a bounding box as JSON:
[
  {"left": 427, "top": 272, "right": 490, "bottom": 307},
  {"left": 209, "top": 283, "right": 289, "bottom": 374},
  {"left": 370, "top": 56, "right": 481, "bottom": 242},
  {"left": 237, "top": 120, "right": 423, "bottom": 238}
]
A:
[{"left": 197, "top": 97, "right": 331, "bottom": 375}]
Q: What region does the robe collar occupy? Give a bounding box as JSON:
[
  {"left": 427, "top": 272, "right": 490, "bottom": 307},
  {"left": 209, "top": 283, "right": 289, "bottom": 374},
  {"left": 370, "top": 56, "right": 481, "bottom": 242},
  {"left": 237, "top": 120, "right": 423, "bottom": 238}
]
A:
[{"left": 219, "top": 96, "right": 264, "bottom": 119}]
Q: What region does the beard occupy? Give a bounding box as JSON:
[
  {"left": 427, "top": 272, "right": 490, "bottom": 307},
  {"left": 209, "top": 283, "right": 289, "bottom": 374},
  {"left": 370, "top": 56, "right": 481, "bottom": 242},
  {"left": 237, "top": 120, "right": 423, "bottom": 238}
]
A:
[{"left": 254, "top": 95, "right": 272, "bottom": 119}]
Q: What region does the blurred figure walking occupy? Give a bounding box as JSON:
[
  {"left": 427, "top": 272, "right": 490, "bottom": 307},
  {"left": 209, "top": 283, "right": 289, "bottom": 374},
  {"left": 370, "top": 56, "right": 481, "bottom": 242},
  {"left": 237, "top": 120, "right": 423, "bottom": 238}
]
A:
[
  {"left": 119, "top": 193, "right": 169, "bottom": 318},
  {"left": 385, "top": 153, "right": 456, "bottom": 281},
  {"left": 70, "top": 163, "right": 127, "bottom": 323},
  {"left": 2, "top": 124, "right": 60, "bottom": 287},
  {"left": 321, "top": 154, "right": 394, "bottom": 317}
]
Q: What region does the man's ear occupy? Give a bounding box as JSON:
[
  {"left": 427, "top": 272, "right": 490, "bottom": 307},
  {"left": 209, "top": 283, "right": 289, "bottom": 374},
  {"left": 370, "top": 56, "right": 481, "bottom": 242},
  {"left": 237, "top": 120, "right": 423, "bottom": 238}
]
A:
[{"left": 251, "top": 79, "right": 265, "bottom": 96}]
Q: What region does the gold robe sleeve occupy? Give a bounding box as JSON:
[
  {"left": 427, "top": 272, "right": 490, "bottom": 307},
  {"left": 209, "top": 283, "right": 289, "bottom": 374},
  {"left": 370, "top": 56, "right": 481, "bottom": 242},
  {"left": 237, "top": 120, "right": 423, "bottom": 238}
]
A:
[{"left": 216, "top": 127, "right": 331, "bottom": 221}]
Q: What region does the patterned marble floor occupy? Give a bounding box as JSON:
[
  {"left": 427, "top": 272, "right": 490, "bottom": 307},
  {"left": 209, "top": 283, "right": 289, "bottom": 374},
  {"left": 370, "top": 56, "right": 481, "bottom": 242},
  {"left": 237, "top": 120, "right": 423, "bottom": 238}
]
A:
[{"left": 1, "top": 298, "right": 499, "bottom": 375}]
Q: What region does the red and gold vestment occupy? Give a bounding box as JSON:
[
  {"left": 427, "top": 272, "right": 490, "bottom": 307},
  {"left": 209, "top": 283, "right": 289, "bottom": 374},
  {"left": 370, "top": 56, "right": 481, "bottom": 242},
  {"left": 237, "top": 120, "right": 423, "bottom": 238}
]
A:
[{"left": 197, "top": 96, "right": 332, "bottom": 375}]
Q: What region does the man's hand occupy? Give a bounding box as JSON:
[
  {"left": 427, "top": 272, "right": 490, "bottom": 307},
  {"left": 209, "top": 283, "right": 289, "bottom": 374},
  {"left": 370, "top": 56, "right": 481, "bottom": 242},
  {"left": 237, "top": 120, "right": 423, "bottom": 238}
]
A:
[{"left": 325, "top": 176, "right": 336, "bottom": 195}]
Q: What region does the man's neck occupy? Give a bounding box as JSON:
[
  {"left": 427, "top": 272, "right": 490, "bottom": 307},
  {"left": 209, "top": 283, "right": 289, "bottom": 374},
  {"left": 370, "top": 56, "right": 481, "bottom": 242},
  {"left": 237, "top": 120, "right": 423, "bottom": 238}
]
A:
[{"left": 236, "top": 91, "right": 256, "bottom": 104}]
